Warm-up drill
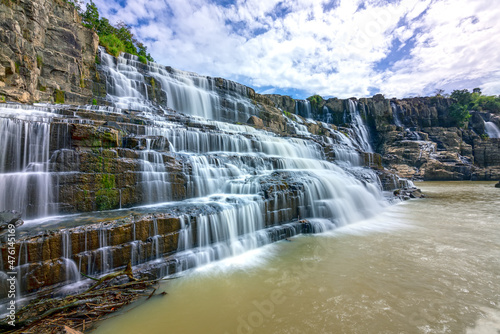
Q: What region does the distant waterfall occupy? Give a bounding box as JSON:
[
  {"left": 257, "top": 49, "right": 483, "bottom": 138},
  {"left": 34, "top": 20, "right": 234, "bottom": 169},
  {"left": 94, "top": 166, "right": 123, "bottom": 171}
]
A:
[
  {"left": 391, "top": 102, "right": 403, "bottom": 127},
  {"left": 295, "top": 100, "right": 312, "bottom": 119},
  {"left": 345, "top": 100, "right": 374, "bottom": 153},
  {"left": 485, "top": 121, "right": 500, "bottom": 138}
]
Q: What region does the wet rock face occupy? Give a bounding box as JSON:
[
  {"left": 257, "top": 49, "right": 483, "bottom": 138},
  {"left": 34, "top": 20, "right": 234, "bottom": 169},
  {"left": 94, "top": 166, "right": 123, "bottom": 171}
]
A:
[
  {"left": 0, "top": 0, "right": 99, "bottom": 104},
  {"left": 269, "top": 94, "right": 500, "bottom": 180},
  {"left": 0, "top": 210, "right": 23, "bottom": 233},
  {"left": 0, "top": 213, "right": 182, "bottom": 295}
]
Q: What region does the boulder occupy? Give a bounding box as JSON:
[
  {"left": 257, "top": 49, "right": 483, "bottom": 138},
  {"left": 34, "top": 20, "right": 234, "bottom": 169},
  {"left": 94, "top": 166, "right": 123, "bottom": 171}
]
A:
[
  {"left": 247, "top": 115, "right": 264, "bottom": 128},
  {"left": 495, "top": 181, "right": 500, "bottom": 188},
  {"left": 0, "top": 210, "right": 23, "bottom": 232}
]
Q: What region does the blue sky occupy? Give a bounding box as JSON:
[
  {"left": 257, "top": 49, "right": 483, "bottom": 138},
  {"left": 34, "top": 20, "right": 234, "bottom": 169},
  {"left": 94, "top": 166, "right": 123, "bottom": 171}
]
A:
[{"left": 89, "top": 0, "right": 500, "bottom": 99}]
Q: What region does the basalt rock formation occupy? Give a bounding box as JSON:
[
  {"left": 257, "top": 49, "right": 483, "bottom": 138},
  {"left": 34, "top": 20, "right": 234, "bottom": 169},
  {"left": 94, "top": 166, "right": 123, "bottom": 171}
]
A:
[{"left": 267, "top": 95, "right": 500, "bottom": 181}]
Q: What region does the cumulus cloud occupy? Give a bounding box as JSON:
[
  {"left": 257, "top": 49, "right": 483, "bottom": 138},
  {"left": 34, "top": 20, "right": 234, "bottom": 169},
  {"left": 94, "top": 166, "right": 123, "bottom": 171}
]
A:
[{"left": 90, "top": 0, "right": 500, "bottom": 98}]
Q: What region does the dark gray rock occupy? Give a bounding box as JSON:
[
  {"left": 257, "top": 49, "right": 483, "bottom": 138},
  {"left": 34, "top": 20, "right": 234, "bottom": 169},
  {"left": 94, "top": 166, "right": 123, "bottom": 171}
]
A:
[{"left": 0, "top": 210, "right": 23, "bottom": 232}]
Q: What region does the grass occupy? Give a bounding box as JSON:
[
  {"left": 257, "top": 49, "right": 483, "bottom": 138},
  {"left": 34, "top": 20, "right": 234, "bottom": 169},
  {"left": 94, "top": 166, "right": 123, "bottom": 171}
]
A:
[
  {"left": 99, "top": 34, "right": 125, "bottom": 58},
  {"left": 54, "top": 89, "right": 65, "bottom": 104}
]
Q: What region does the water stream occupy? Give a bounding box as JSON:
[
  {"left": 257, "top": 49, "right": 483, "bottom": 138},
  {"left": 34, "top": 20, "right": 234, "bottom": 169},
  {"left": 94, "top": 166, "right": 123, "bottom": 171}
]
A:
[{"left": 94, "top": 181, "right": 500, "bottom": 334}]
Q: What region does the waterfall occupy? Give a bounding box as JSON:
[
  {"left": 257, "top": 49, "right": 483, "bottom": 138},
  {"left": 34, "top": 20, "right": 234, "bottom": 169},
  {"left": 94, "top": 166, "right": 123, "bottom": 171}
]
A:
[
  {"left": 98, "top": 48, "right": 258, "bottom": 123},
  {"left": 295, "top": 100, "right": 312, "bottom": 119},
  {"left": 485, "top": 121, "right": 500, "bottom": 138},
  {"left": 0, "top": 50, "right": 390, "bottom": 286},
  {"left": 345, "top": 100, "right": 374, "bottom": 153},
  {"left": 391, "top": 102, "right": 403, "bottom": 127},
  {"left": 0, "top": 106, "right": 56, "bottom": 218}
]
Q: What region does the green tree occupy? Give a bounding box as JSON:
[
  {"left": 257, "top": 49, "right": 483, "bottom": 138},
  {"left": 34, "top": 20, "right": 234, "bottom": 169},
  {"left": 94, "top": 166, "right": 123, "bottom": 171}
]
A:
[
  {"left": 81, "top": 1, "right": 154, "bottom": 63},
  {"left": 448, "top": 103, "right": 470, "bottom": 128},
  {"left": 450, "top": 89, "right": 473, "bottom": 107}
]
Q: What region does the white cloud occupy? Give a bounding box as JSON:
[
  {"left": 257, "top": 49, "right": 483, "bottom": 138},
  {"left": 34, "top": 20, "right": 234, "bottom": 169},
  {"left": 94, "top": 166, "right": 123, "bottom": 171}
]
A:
[{"left": 91, "top": 0, "right": 500, "bottom": 98}]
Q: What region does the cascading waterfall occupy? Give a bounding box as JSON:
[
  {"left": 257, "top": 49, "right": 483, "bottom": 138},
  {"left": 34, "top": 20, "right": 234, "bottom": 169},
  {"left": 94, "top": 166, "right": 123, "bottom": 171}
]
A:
[
  {"left": 391, "top": 102, "right": 403, "bottom": 127},
  {"left": 98, "top": 49, "right": 258, "bottom": 122},
  {"left": 484, "top": 121, "right": 500, "bottom": 138},
  {"left": 295, "top": 100, "right": 312, "bottom": 119},
  {"left": 0, "top": 106, "right": 55, "bottom": 218},
  {"left": 0, "top": 50, "right": 389, "bottom": 290},
  {"left": 344, "top": 99, "right": 374, "bottom": 153}
]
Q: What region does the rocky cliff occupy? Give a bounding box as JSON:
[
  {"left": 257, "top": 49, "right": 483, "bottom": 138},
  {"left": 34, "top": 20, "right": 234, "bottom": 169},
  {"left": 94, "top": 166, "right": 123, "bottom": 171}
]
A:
[
  {"left": 0, "top": 0, "right": 99, "bottom": 104},
  {"left": 267, "top": 94, "right": 500, "bottom": 181}
]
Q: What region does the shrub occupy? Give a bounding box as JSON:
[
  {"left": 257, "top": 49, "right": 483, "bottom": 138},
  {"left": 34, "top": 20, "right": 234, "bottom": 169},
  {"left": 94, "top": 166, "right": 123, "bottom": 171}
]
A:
[
  {"left": 99, "top": 34, "right": 125, "bottom": 57},
  {"left": 448, "top": 103, "right": 470, "bottom": 128},
  {"left": 54, "top": 90, "right": 65, "bottom": 104},
  {"left": 36, "top": 55, "right": 43, "bottom": 69},
  {"left": 307, "top": 94, "right": 323, "bottom": 110}
]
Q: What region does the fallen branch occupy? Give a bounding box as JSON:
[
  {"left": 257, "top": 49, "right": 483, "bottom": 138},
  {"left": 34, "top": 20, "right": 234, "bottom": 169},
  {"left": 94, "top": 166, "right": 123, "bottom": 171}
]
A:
[
  {"left": 85, "top": 262, "right": 137, "bottom": 292},
  {"left": 15, "top": 298, "right": 99, "bottom": 328}
]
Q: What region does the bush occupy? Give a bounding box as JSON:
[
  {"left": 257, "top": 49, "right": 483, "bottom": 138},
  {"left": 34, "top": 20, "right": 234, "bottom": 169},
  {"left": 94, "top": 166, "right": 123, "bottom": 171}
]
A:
[
  {"left": 54, "top": 90, "right": 65, "bottom": 104},
  {"left": 99, "top": 34, "right": 125, "bottom": 57},
  {"left": 307, "top": 94, "right": 323, "bottom": 110},
  {"left": 448, "top": 102, "right": 470, "bottom": 128}
]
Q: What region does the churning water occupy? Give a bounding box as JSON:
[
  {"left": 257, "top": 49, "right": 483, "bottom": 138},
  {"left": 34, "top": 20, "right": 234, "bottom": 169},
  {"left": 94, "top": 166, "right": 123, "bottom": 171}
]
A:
[{"left": 94, "top": 181, "right": 500, "bottom": 334}]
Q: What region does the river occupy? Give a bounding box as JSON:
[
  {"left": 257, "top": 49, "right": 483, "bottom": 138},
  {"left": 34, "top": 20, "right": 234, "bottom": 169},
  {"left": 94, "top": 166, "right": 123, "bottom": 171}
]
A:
[{"left": 93, "top": 181, "right": 500, "bottom": 334}]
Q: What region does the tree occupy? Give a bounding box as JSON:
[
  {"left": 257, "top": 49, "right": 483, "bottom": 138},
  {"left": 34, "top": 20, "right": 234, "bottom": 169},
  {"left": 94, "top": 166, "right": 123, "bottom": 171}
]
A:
[
  {"left": 450, "top": 89, "right": 473, "bottom": 107},
  {"left": 82, "top": 1, "right": 99, "bottom": 30},
  {"left": 81, "top": 1, "right": 154, "bottom": 63},
  {"left": 434, "top": 89, "right": 445, "bottom": 97},
  {"left": 448, "top": 103, "right": 471, "bottom": 128}
]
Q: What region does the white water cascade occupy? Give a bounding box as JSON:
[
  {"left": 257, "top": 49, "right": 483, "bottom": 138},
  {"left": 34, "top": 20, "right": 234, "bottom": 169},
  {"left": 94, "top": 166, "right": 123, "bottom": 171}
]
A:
[
  {"left": 0, "top": 105, "right": 56, "bottom": 218},
  {"left": 344, "top": 99, "right": 374, "bottom": 153},
  {"left": 97, "top": 51, "right": 386, "bottom": 273},
  {"left": 99, "top": 49, "right": 258, "bottom": 122},
  {"left": 0, "top": 51, "right": 389, "bottom": 285},
  {"left": 484, "top": 121, "right": 500, "bottom": 138},
  {"left": 391, "top": 102, "right": 403, "bottom": 127}
]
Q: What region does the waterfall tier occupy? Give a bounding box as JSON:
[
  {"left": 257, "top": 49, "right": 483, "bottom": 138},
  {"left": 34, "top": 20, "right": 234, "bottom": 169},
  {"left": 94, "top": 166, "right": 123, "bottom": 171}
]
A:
[{"left": 0, "top": 51, "right": 389, "bottom": 298}]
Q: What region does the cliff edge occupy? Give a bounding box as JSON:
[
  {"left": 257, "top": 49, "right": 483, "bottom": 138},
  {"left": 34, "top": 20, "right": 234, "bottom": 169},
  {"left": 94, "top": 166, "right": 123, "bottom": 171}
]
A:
[{"left": 0, "top": 0, "right": 98, "bottom": 104}]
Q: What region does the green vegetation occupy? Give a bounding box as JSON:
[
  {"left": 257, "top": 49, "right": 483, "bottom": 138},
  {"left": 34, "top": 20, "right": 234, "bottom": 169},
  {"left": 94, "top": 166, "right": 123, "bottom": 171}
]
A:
[
  {"left": 96, "top": 174, "right": 118, "bottom": 211},
  {"left": 81, "top": 1, "right": 154, "bottom": 62},
  {"left": 36, "top": 55, "right": 43, "bottom": 69},
  {"left": 92, "top": 98, "right": 97, "bottom": 105},
  {"left": 1, "top": 0, "right": 13, "bottom": 7},
  {"left": 99, "top": 34, "right": 125, "bottom": 58},
  {"left": 14, "top": 62, "right": 20, "bottom": 74},
  {"left": 0, "top": 95, "right": 5, "bottom": 103},
  {"left": 448, "top": 88, "right": 500, "bottom": 128},
  {"left": 307, "top": 94, "right": 323, "bottom": 110},
  {"left": 54, "top": 89, "right": 65, "bottom": 104}
]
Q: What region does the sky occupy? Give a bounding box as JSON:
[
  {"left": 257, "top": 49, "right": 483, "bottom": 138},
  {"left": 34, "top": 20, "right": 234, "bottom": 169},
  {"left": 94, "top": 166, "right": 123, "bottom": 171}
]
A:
[{"left": 88, "top": 0, "right": 500, "bottom": 99}]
